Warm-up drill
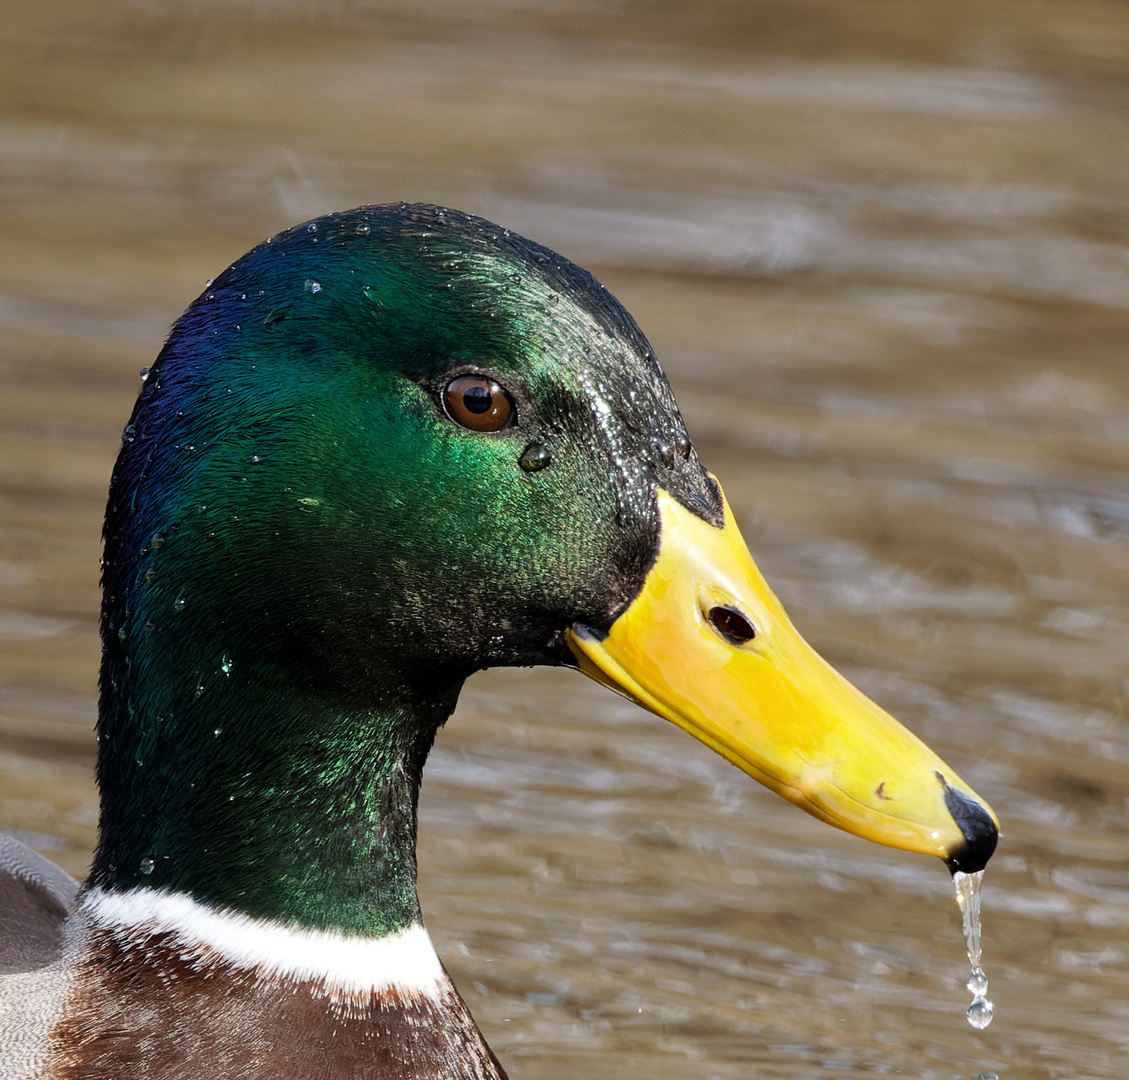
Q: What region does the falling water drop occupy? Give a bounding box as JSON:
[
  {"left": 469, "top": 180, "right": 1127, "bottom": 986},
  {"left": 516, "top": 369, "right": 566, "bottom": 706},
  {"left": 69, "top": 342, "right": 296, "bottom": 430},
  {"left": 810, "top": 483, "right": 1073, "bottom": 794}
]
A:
[
  {"left": 967, "top": 996, "right": 994, "bottom": 1030},
  {"left": 954, "top": 870, "right": 994, "bottom": 1029}
]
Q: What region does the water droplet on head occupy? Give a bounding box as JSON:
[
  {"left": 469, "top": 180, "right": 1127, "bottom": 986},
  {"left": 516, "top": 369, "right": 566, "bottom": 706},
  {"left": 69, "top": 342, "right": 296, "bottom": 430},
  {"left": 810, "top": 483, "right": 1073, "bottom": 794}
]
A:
[
  {"left": 121, "top": 424, "right": 137, "bottom": 444},
  {"left": 306, "top": 222, "right": 318, "bottom": 233},
  {"left": 305, "top": 279, "right": 322, "bottom": 294},
  {"left": 139, "top": 366, "right": 151, "bottom": 381},
  {"left": 249, "top": 454, "right": 262, "bottom": 463},
  {"left": 151, "top": 532, "right": 165, "bottom": 549},
  {"left": 355, "top": 223, "right": 371, "bottom": 235},
  {"left": 519, "top": 443, "right": 552, "bottom": 473},
  {"left": 139, "top": 857, "right": 155, "bottom": 875},
  {"left": 213, "top": 727, "right": 222, "bottom": 737},
  {"left": 117, "top": 627, "right": 127, "bottom": 643},
  {"left": 173, "top": 595, "right": 187, "bottom": 612},
  {"left": 547, "top": 294, "right": 559, "bottom": 305},
  {"left": 221, "top": 654, "right": 234, "bottom": 675}
]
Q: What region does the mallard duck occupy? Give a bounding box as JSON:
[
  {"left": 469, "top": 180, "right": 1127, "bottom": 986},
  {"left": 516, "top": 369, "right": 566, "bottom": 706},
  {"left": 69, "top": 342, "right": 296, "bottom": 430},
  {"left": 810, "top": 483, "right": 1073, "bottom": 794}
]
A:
[{"left": 0, "top": 204, "right": 996, "bottom": 1080}]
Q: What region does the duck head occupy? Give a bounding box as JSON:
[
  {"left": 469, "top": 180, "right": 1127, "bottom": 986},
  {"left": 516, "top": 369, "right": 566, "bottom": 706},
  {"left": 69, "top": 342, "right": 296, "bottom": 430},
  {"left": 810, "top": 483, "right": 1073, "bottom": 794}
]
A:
[{"left": 95, "top": 204, "right": 995, "bottom": 936}]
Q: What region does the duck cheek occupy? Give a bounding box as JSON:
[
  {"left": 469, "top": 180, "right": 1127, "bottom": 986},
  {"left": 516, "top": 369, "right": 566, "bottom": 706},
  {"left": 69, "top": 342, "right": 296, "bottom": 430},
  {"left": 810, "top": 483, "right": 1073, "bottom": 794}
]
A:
[{"left": 566, "top": 481, "right": 998, "bottom": 875}]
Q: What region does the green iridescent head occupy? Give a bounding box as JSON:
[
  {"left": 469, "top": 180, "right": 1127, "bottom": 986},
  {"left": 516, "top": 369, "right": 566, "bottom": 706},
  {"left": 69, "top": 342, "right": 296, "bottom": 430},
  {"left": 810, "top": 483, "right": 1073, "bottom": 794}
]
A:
[{"left": 93, "top": 204, "right": 719, "bottom": 929}]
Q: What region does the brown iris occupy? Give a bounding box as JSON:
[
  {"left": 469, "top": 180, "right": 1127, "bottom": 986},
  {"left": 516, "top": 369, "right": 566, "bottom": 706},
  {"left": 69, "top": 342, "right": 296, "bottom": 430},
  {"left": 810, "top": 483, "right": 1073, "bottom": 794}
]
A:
[{"left": 443, "top": 374, "right": 515, "bottom": 432}]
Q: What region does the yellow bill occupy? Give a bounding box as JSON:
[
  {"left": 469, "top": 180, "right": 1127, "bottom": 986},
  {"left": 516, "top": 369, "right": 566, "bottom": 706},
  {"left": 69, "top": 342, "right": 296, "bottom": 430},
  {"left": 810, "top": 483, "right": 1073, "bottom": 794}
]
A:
[{"left": 568, "top": 484, "right": 998, "bottom": 873}]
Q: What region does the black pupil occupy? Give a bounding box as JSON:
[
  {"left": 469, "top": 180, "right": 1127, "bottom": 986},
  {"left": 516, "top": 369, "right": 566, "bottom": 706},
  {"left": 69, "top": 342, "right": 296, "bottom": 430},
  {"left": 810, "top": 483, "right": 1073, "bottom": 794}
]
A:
[
  {"left": 463, "top": 385, "right": 493, "bottom": 414},
  {"left": 708, "top": 606, "right": 756, "bottom": 645}
]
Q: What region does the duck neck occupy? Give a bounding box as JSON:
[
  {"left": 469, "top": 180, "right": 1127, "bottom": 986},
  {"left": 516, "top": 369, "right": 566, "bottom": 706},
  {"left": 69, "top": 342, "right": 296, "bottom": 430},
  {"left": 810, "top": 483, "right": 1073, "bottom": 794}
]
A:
[{"left": 91, "top": 636, "right": 461, "bottom": 938}]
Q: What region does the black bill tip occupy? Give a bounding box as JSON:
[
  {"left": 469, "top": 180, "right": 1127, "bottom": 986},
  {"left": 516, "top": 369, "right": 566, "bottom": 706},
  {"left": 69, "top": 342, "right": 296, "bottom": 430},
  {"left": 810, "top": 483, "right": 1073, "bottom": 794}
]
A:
[{"left": 941, "top": 784, "right": 999, "bottom": 875}]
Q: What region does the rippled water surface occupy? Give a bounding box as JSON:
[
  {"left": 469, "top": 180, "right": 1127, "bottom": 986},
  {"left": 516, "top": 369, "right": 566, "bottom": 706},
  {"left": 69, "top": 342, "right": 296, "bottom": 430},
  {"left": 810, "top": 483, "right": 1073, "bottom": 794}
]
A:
[{"left": 2, "top": 3, "right": 1129, "bottom": 1078}]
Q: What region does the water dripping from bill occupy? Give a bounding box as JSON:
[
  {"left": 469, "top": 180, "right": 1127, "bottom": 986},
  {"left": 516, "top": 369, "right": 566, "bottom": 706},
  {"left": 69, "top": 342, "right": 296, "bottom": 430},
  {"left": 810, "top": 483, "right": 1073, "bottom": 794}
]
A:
[{"left": 954, "top": 869, "right": 993, "bottom": 1029}]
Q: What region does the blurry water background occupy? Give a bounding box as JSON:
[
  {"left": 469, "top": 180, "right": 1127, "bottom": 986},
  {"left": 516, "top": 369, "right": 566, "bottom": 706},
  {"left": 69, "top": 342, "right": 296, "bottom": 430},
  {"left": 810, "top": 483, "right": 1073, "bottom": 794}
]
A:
[{"left": 2, "top": 2, "right": 1129, "bottom": 1077}]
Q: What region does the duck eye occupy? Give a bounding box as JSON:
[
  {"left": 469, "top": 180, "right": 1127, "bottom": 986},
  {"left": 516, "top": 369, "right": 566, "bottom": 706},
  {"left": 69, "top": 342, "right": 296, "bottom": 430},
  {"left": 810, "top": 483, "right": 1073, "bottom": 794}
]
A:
[
  {"left": 443, "top": 375, "right": 515, "bottom": 432},
  {"left": 708, "top": 606, "right": 756, "bottom": 645}
]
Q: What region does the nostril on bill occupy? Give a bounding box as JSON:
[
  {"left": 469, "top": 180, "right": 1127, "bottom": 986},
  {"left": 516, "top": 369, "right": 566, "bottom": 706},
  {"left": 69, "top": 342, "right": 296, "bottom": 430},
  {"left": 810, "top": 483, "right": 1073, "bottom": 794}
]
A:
[{"left": 708, "top": 606, "right": 756, "bottom": 645}]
